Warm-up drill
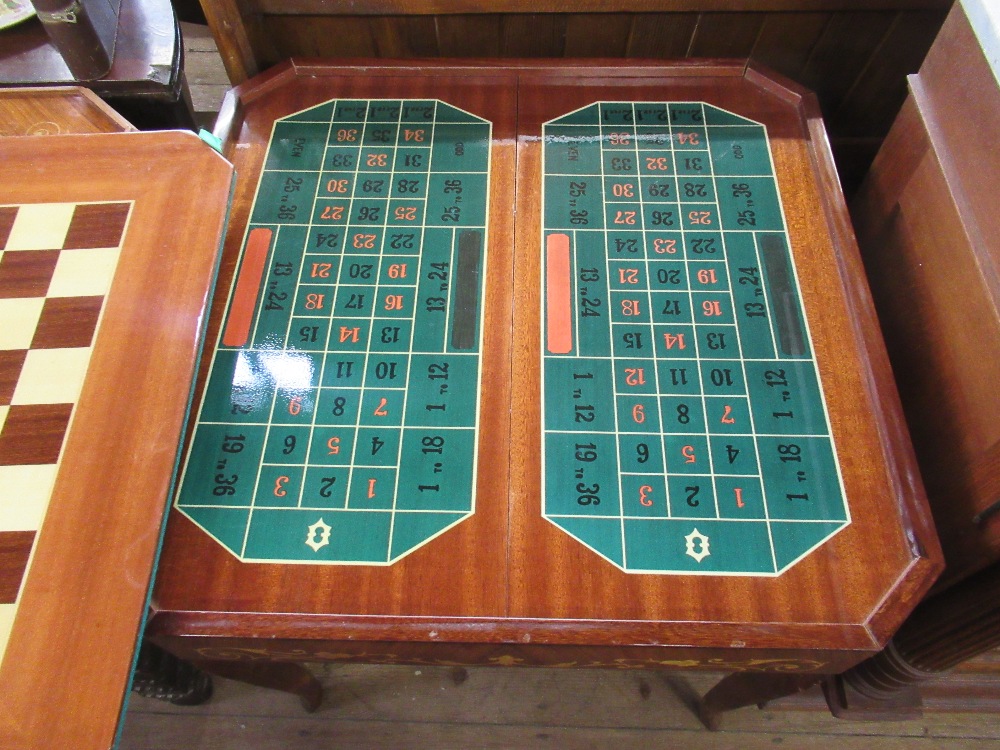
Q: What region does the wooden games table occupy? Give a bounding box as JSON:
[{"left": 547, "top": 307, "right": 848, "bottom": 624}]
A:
[
  {"left": 0, "top": 86, "right": 135, "bottom": 136},
  {"left": 0, "top": 118, "right": 233, "bottom": 746},
  {"left": 145, "top": 59, "right": 942, "bottom": 721}
]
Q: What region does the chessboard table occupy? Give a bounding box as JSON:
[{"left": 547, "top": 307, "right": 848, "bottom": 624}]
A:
[
  {"left": 145, "top": 59, "right": 942, "bottom": 716},
  {"left": 0, "top": 126, "right": 233, "bottom": 748},
  {"left": 0, "top": 86, "right": 135, "bottom": 137}
]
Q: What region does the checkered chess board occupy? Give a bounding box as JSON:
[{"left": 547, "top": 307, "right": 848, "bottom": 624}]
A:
[{"left": 0, "top": 201, "right": 131, "bottom": 666}]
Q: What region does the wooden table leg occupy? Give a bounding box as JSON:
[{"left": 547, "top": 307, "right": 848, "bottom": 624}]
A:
[
  {"left": 192, "top": 659, "right": 323, "bottom": 712},
  {"left": 824, "top": 562, "right": 1000, "bottom": 719},
  {"left": 131, "top": 643, "right": 213, "bottom": 705},
  {"left": 698, "top": 672, "right": 823, "bottom": 729}
]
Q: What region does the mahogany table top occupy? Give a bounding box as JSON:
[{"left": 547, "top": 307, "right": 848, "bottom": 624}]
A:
[{"left": 148, "top": 60, "right": 941, "bottom": 674}]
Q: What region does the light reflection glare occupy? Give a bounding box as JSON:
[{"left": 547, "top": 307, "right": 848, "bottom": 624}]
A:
[
  {"left": 232, "top": 351, "right": 257, "bottom": 389},
  {"left": 232, "top": 350, "right": 315, "bottom": 390},
  {"left": 262, "top": 350, "right": 315, "bottom": 388}
]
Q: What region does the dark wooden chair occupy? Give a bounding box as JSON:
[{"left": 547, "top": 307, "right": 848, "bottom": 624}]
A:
[
  {"left": 0, "top": 0, "right": 196, "bottom": 128},
  {"left": 824, "top": 0, "right": 1000, "bottom": 717}
]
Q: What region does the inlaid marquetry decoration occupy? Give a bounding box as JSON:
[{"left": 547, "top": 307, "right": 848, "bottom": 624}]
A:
[{"left": 0, "top": 201, "right": 130, "bottom": 665}]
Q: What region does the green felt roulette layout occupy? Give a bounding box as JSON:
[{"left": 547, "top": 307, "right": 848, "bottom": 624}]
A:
[
  {"left": 175, "top": 98, "right": 492, "bottom": 564},
  {"left": 540, "top": 102, "right": 848, "bottom": 575},
  {"left": 174, "top": 90, "right": 849, "bottom": 576}
]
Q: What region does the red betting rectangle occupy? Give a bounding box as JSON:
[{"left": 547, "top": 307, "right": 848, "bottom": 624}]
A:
[
  {"left": 223, "top": 228, "right": 272, "bottom": 348},
  {"left": 546, "top": 233, "right": 573, "bottom": 354}
]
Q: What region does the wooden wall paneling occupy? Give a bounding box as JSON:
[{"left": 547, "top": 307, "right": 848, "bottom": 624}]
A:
[
  {"left": 797, "top": 11, "right": 897, "bottom": 117},
  {"left": 829, "top": 9, "right": 948, "bottom": 138},
  {"left": 200, "top": 0, "right": 263, "bottom": 83},
  {"left": 435, "top": 14, "right": 503, "bottom": 56},
  {"left": 749, "top": 12, "right": 832, "bottom": 80},
  {"left": 265, "top": 16, "right": 379, "bottom": 60},
  {"left": 687, "top": 11, "right": 766, "bottom": 57},
  {"left": 501, "top": 14, "right": 567, "bottom": 57},
  {"left": 792, "top": 9, "right": 902, "bottom": 194},
  {"left": 625, "top": 12, "right": 700, "bottom": 58},
  {"left": 371, "top": 16, "right": 441, "bottom": 57},
  {"left": 563, "top": 13, "right": 633, "bottom": 57}
]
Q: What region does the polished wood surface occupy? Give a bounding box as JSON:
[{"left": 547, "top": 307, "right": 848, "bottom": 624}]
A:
[
  {"left": 198, "top": 0, "right": 948, "bottom": 193},
  {"left": 154, "top": 61, "right": 517, "bottom": 640},
  {"left": 0, "top": 132, "right": 232, "bottom": 749},
  {"left": 0, "top": 86, "right": 135, "bottom": 136},
  {"left": 509, "top": 62, "right": 935, "bottom": 651},
  {"left": 852, "top": 2, "right": 1000, "bottom": 589},
  {"left": 149, "top": 60, "right": 940, "bottom": 679}
]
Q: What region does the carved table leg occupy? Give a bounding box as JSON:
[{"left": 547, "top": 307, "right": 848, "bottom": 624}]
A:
[
  {"left": 131, "top": 643, "right": 213, "bottom": 705},
  {"left": 824, "top": 562, "right": 1000, "bottom": 719}
]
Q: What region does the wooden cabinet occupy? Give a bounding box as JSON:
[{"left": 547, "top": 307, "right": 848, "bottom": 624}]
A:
[
  {"left": 852, "top": 0, "right": 1000, "bottom": 588},
  {"left": 0, "top": 0, "right": 195, "bottom": 128}
]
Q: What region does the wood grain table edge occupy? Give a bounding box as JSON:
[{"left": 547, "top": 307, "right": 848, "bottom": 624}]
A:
[
  {"left": 146, "top": 608, "right": 879, "bottom": 653},
  {"left": 0, "top": 85, "right": 138, "bottom": 135},
  {"left": 148, "top": 629, "right": 870, "bottom": 674},
  {"left": 0, "top": 131, "right": 233, "bottom": 750},
  {"left": 798, "top": 87, "right": 944, "bottom": 641}
]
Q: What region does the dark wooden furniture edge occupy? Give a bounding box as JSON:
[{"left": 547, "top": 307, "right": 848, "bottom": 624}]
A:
[
  {"left": 147, "top": 630, "right": 861, "bottom": 674},
  {"left": 227, "top": 0, "right": 954, "bottom": 16}
]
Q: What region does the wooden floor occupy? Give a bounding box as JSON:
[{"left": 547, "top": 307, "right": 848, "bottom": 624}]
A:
[
  {"left": 120, "top": 660, "right": 1000, "bottom": 749},
  {"left": 117, "top": 24, "right": 1000, "bottom": 750}
]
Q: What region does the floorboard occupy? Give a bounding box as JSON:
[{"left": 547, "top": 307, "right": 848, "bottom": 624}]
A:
[{"left": 120, "top": 663, "right": 1000, "bottom": 749}]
